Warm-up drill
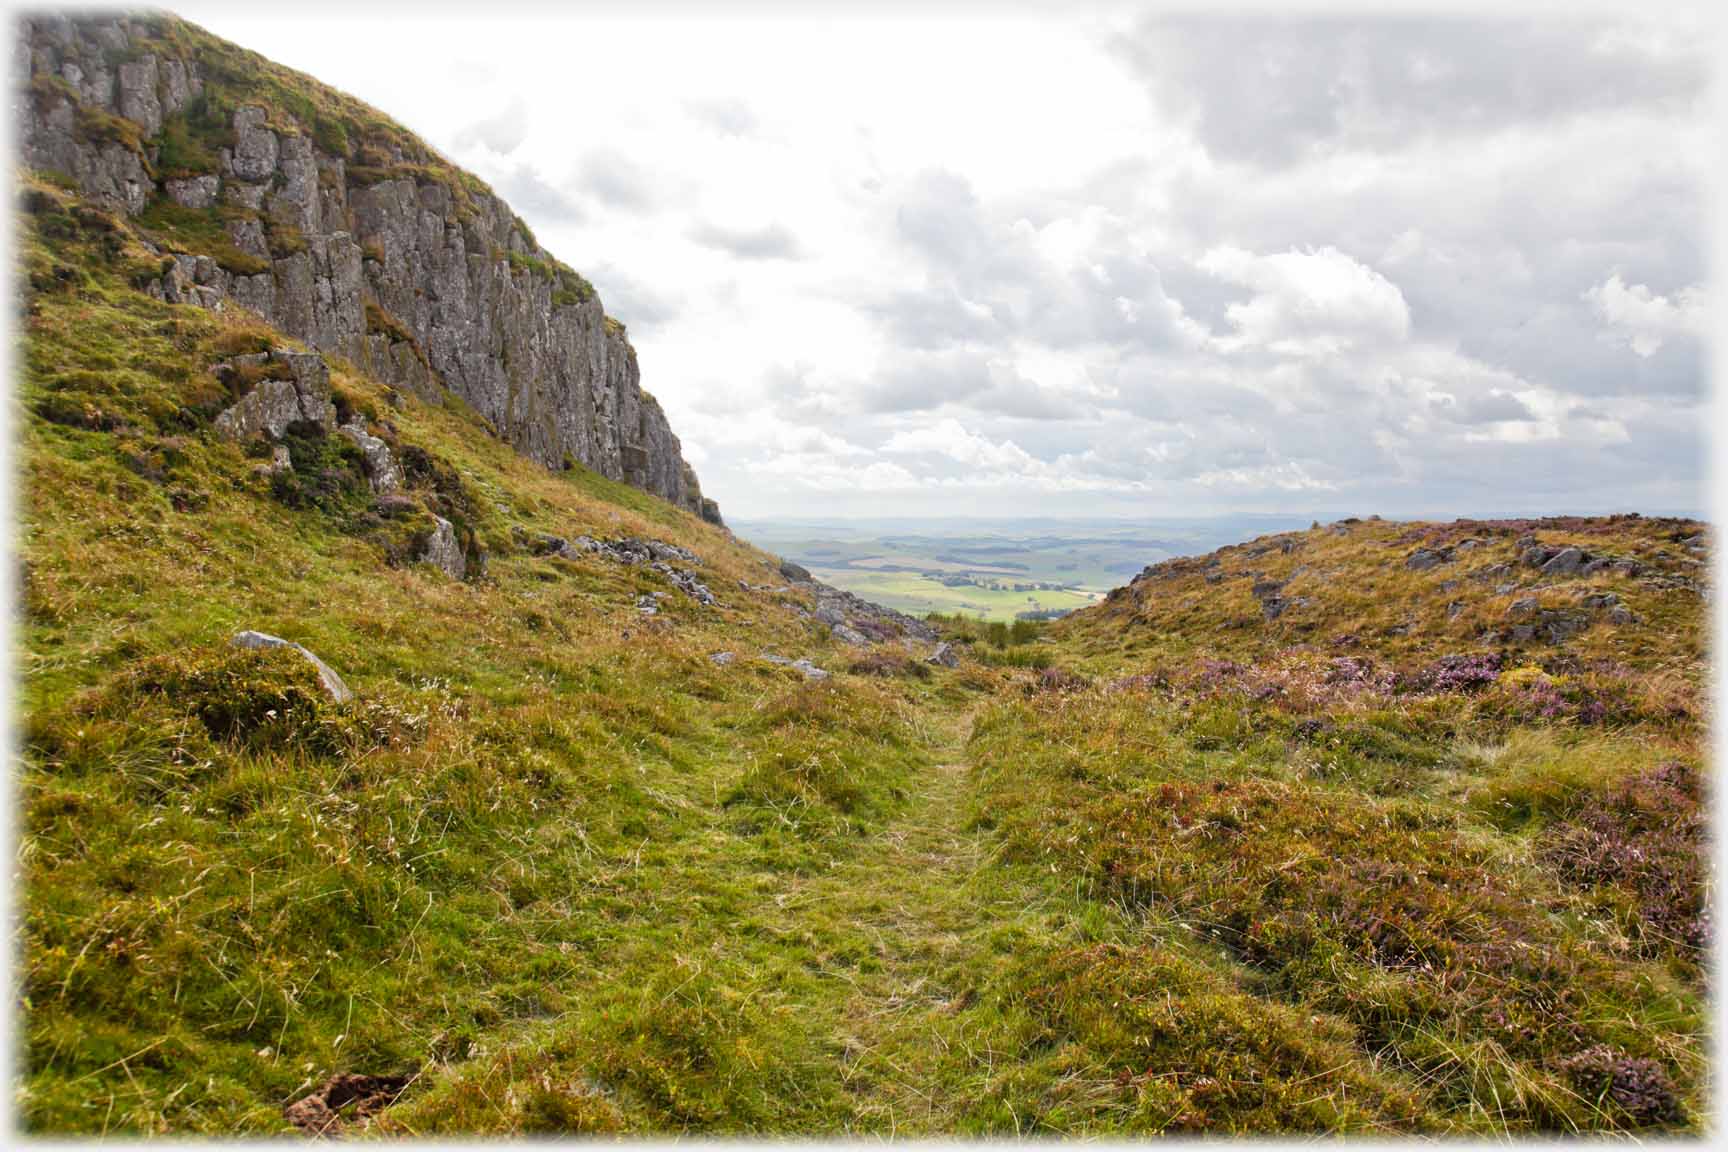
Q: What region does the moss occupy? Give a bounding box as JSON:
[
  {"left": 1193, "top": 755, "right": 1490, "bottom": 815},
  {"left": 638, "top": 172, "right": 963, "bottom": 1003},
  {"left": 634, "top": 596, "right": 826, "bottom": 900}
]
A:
[
  {"left": 153, "top": 108, "right": 222, "bottom": 179},
  {"left": 134, "top": 197, "right": 270, "bottom": 276},
  {"left": 264, "top": 215, "right": 305, "bottom": 257},
  {"left": 73, "top": 105, "right": 151, "bottom": 170}
]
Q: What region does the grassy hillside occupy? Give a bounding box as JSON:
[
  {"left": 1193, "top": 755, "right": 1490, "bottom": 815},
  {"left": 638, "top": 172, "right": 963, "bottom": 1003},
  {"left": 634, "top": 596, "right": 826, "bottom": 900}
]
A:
[
  {"left": 16, "top": 175, "right": 957, "bottom": 1134},
  {"left": 15, "top": 166, "right": 1710, "bottom": 1137},
  {"left": 955, "top": 516, "right": 1708, "bottom": 1132}
]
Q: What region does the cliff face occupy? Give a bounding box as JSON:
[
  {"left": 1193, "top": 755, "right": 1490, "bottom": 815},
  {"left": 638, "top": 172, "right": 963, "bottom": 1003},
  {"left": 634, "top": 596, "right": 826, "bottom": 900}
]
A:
[{"left": 16, "top": 12, "right": 721, "bottom": 524}]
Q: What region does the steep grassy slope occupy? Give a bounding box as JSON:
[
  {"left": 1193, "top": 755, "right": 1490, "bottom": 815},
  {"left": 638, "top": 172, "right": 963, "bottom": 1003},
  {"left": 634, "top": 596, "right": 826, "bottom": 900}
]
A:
[
  {"left": 16, "top": 176, "right": 957, "bottom": 1134},
  {"left": 15, "top": 168, "right": 1710, "bottom": 1137}
]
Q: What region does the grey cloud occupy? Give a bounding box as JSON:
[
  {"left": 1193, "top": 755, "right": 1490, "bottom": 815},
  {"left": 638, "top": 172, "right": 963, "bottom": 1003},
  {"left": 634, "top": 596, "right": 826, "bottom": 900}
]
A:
[
  {"left": 452, "top": 95, "right": 529, "bottom": 155},
  {"left": 884, "top": 168, "right": 1201, "bottom": 354},
  {"left": 588, "top": 264, "right": 681, "bottom": 334},
  {"left": 496, "top": 164, "right": 584, "bottom": 224},
  {"left": 687, "top": 97, "right": 758, "bottom": 138},
  {"left": 689, "top": 220, "right": 803, "bottom": 261},
  {"left": 857, "top": 352, "right": 1088, "bottom": 422},
  {"left": 977, "top": 375, "right": 1083, "bottom": 422},
  {"left": 1434, "top": 391, "right": 1537, "bottom": 424},
  {"left": 580, "top": 150, "right": 661, "bottom": 213},
  {"left": 1116, "top": 17, "right": 1707, "bottom": 168},
  {"left": 867, "top": 287, "right": 1001, "bottom": 351},
  {"left": 858, "top": 350, "right": 991, "bottom": 414}
]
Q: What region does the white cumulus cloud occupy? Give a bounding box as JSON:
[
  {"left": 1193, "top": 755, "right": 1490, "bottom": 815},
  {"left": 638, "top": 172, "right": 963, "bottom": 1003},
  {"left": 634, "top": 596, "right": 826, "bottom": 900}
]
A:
[
  {"left": 1583, "top": 273, "right": 1705, "bottom": 357},
  {"left": 1198, "top": 245, "right": 1412, "bottom": 356}
]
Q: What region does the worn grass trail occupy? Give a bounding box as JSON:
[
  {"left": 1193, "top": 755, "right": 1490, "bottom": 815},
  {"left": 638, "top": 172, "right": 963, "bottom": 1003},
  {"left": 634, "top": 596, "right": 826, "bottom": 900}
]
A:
[{"left": 759, "top": 702, "right": 1086, "bottom": 1135}]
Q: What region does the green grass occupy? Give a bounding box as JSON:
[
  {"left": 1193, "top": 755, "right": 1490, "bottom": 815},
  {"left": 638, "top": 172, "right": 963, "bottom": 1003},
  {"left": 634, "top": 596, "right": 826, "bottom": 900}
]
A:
[
  {"left": 15, "top": 74, "right": 1710, "bottom": 1136},
  {"left": 808, "top": 566, "right": 1099, "bottom": 622}
]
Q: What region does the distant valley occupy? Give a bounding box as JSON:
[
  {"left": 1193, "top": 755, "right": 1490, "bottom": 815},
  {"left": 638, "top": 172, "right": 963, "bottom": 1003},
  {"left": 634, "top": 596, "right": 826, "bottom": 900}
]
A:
[{"left": 734, "top": 515, "right": 1317, "bottom": 621}]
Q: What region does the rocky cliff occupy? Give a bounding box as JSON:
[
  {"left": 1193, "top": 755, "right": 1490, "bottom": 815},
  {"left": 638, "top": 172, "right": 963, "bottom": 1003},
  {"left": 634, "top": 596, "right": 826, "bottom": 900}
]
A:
[{"left": 16, "top": 11, "right": 720, "bottom": 524}]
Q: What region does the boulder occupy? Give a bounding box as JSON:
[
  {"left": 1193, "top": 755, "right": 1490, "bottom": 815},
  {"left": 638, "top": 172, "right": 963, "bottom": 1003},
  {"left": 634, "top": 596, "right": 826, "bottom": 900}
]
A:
[
  {"left": 420, "top": 515, "right": 466, "bottom": 580},
  {"left": 1540, "top": 547, "right": 1589, "bottom": 577},
  {"left": 709, "top": 651, "right": 735, "bottom": 667},
  {"left": 1405, "top": 548, "right": 1449, "bottom": 571},
  {"left": 928, "top": 642, "right": 959, "bottom": 668},
  {"left": 230, "top": 630, "right": 352, "bottom": 702},
  {"left": 779, "top": 559, "right": 813, "bottom": 583},
  {"left": 338, "top": 419, "right": 402, "bottom": 494},
  {"left": 213, "top": 349, "right": 335, "bottom": 441}
]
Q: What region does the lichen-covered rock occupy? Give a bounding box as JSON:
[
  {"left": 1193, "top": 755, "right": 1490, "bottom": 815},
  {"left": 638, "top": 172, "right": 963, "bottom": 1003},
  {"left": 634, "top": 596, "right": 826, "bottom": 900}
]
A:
[
  {"left": 165, "top": 174, "right": 218, "bottom": 209},
  {"left": 420, "top": 515, "right": 465, "bottom": 580},
  {"left": 227, "top": 104, "right": 278, "bottom": 182},
  {"left": 213, "top": 348, "right": 335, "bottom": 440},
  {"left": 1541, "top": 547, "right": 1589, "bottom": 577},
  {"left": 338, "top": 419, "right": 402, "bottom": 494},
  {"left": 16, "top": 13, "right": 717, "bottom": 523}
]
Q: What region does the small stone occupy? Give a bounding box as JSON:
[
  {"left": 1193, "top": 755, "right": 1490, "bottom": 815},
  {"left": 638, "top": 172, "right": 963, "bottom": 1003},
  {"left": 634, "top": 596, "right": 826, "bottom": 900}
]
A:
[
  {"left": 709, "top": 651, "right": 735, "bottom": 666},
  {"left": 928, "top": 642, "right": 959, "bottom": 668}
]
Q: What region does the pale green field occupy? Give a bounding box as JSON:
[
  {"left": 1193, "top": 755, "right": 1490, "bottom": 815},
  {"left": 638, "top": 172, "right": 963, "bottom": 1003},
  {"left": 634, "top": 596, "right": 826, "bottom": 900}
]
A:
[{"left": 808, "top": 567, "right": 1101, "bottom": 622}]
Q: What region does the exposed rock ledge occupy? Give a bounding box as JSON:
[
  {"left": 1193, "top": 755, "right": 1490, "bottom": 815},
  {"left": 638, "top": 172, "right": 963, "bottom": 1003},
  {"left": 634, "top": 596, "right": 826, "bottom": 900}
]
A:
[{"left": 18, "top": 12, "right": 720, "bottom": 527}]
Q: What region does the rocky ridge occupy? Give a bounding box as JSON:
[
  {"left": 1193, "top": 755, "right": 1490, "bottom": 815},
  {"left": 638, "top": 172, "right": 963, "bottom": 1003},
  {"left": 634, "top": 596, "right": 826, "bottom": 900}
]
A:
[{"left": 18, "top": 12, "right": 719, "bottom": 525}]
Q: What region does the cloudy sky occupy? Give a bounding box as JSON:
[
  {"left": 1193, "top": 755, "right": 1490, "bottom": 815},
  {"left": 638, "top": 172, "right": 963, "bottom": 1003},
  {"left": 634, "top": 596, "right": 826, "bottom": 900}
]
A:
[{"left": 174, "top": 3, "right": 1713, "bottom": 521}]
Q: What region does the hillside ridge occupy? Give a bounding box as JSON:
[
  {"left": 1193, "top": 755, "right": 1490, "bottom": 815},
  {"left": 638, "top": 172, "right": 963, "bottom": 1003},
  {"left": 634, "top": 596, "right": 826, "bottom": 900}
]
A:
[{"left": 18, "top": 10, "right": 720, "bottom": 523}]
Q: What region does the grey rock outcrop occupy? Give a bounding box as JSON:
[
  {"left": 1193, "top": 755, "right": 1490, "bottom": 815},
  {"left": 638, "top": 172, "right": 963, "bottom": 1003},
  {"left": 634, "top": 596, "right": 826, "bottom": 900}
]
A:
[
  {"left": 230, "top": 629, "right": 352, "bottom": 702},
  {"left": 420, "top": 515, "right": 466, "bottom": 580},
  {"left": 553, "top": 534, "right": 715, "bottom": 606},
  {"left": 338, "top": 419, "right": 402, "bottom": 494},
  {"left": 213, "top": 349, "right": 334, "bottom": 440},
  {"left": 19, "top": 13, "right": 717, "bottom": 523}
]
